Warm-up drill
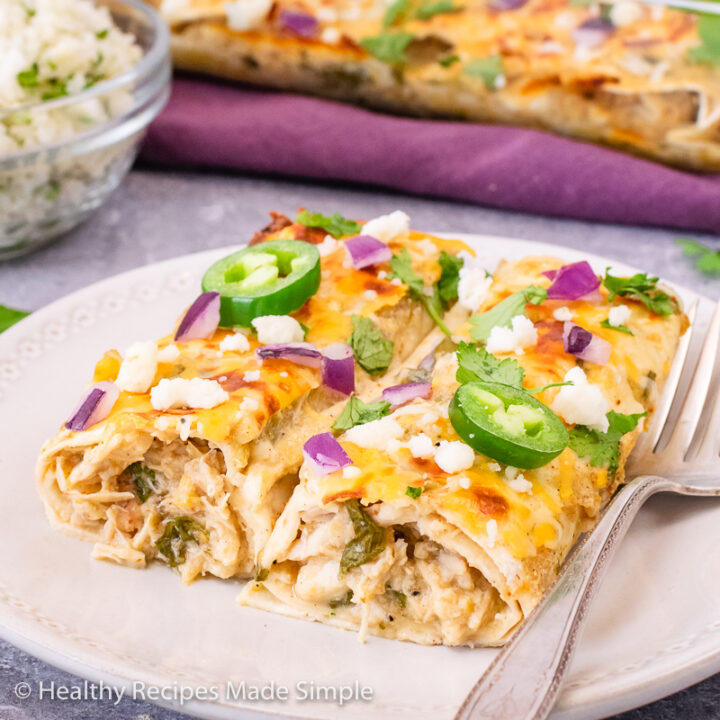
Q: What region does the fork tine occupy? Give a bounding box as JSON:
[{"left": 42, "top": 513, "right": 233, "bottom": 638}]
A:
[
  {"left": 694, "top": 377, "right": 720, "bottom": 463},
  {"left": 631, "top": 299, "right": 698, "bottom": 461},
  {"left": 693, "top": 318, "right": 720, "bottom": 463},
  {"left": 662, "top": 300, "right": 720, "bottom": 459}
]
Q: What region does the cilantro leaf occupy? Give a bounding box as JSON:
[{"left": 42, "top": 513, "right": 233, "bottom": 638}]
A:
[
  {"left": 600, "top": 318, "right": 634, "bottom": 335},
  {"left": 439, "top": 54, "right": 460, "bottom": 67},
  {"left": 569, "top": 411, "right": 646, "bottom": 476},
  {"left": 455, "top": 341, "right": 525, "bottom": 386},
  {"left": 16, "top": 64, "right": 68, "bottom": 100},
  {"left": 389, "top": 248, "right": 452, "bottom": 336},
  {"left": 463, "top": 55, "right": 505, "bottom": 90},
  {"left": 677, "top": 238, "right": 720, "bottom": 276},
  {"left": 360, "top": 32, "right": 415, "bottom": 63},
  {"left": 295, "top": 209, "right": 361, "bottom": 239},
  {"left": 435, "top": 251, "right": 464, "bottom": 309},
  {"left": 689, "top": 14, "right": 720, "bottom": 66},
  {"left": 390, "top": 247, "right": 424, "bottom": 295},
  {"left": 469, "top": 285, "right": 547, "bottom": 342},
  {"left": 41, "top": 78, "right": 68, "bottom": 101},
  {"left": 0, "top": 304, "right": 29, "bottom": 334},
  {"left": 333, "top": 396, "right": 392, "bottom": 431},
  {"left": 456, "top": 342, "right": 571, "bottom": 393},
  {"left": 524, "top": 286, "right": 547, "bottom": 304},
  {"left": 677, "top": 238, "right": 711, "bottom": 256},
  {"left": 384, "top": 0, "right": 412, "bottom": 26},
  {"left": 416, "top": 1, "right": 465, "bottom": 20},
  {"left": 602, "top": 269, "right": 674, "bottom": 316},
  {"left": 526, "top": 381, "right": 573, "bottom": 394},
  {"left": 348, "top": 315, "right": 395, "bottom": 375},
  {"left": 405, "top": 486, "right": 422, "bottom": 499},
  {"left": 96, "top": 29, "right": 109, "bottom": 39},
  {"left": 17, "top": 64, "right": 39, "bottom": 88}
]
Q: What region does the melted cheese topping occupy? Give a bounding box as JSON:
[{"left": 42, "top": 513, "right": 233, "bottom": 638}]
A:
[
  {"left": 299, "top": 228, "right": 472, "bottom": 343},
  {"left": 163, "top": 0, "right": 716, "bottom": 112},
  {"left": 303, "top": 255, "right": 685, "bottom": 560},
  {"left": 91, "top": 330, "right": 319, "bottom": 444},
  {"left": 80, "top": 219, "right": 472, "bottom": 446}
]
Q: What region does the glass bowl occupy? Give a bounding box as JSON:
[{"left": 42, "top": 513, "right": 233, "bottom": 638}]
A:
[{"left": 0, "top": 0, "right": 171, "bottom": 260}]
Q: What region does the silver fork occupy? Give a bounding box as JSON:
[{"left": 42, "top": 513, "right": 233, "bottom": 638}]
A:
[
  {"left": 632, "top": 0, "right": 720, "bottom": 14},
  {"left": 456, "top": 299, "right": 720, "bottom": 720}
]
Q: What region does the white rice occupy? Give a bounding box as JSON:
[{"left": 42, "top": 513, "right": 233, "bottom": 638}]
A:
[
  {"left": 0, "top": 0, "right": 141, "bottom": 154},
  {"left": 0, "top": 0, "right": 143, "bottom": 250}
]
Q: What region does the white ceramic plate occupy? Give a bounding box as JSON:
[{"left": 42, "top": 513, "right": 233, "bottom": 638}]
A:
[{"left": 1, "top": 234, "right": 718, "bottom": 720}]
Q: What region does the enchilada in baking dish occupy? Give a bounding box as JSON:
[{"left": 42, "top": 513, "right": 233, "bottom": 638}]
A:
[{"left": 151, "top": 0, "right": 720, "bottom": 170}]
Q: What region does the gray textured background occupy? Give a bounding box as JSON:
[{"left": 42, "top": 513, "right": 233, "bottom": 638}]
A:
[{"left": 1, "top": 168, "right": 719, "bottom": 720}]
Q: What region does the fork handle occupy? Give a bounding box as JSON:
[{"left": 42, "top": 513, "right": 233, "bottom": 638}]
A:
[{"left": 456, "top": 474, "right": 667, "bottom": 720}]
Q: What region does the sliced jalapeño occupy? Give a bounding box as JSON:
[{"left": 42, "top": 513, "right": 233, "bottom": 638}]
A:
[
  {"left": 449, "top": 381, "right": 568, "bottom": 469},
  {"left": 202, "top": 239, "right": 321, "bottom": 327}
]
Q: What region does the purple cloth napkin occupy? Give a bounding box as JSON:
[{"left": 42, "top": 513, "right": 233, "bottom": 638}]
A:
[{"left": 141, "top": 77, "right": 720, "bottom": 235}]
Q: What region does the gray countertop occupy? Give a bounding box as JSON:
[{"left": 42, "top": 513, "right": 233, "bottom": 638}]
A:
[{"left": 1, "top": 168, "right": 719, "bottom": 720}]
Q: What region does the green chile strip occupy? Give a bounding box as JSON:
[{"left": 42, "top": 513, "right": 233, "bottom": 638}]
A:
[
  {"left": 126, "top": 462, "right": 155, "bottom": 504},
  {"left": 339, "top": 500, "right": 387, "bottom": 575},
  {"left": 155, "top": 517, "right": 205, "bottom": 568}
]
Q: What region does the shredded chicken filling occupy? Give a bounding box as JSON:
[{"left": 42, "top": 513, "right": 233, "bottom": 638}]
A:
[
  {"left": 278, "top": 507, "right": 506, "bottom": 645},
  {"left": 51, "top": 436, "right": 250, "bottom": 582}
]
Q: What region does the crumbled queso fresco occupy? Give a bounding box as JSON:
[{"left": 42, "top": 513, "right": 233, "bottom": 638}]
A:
[
  {"left": 252, "top": 315, "right": 305, "bottom": 344},
  {"left": 361, "top": 210, "right": 410, "bottom": 244},
  {"left": 150, "top": 378, "right": 230, "bottom": 412}
]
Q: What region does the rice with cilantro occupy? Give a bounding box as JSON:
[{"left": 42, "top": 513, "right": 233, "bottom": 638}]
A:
[{"left": 0, "top": 0, "right": 144, "bottom": 249}]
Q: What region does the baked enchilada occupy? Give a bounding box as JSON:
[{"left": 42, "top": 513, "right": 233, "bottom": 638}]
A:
[
  {"left": 36, "top": 209, "right": 471, "bottom": 583},
  {"left": 240, "top": 254, "right": 687, "bottom": 645},
  {"left": 37, "top": 211, "right": 686, "bottom": 646},
  {"left": 151, "top": 0, "right": 720, "bottom": 170}
]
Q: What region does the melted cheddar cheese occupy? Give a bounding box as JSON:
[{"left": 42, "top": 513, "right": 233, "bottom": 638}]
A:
[
  {"left": 36, "top": 212, "right": 473, "bottom": 585},
  {"left": 304, "top": 255, "right": 686, "bottom": 566}
]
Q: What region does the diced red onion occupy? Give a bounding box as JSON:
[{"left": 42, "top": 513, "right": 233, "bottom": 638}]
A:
[
  {"left": 65, "top": 381, "right": 119, "bottom": 431},
  {"left": 278, "top": 9, "right": 318, "bottom": 37},
  {"left": 382, "top": 382, "right": 432, "bottom": 407},
  {"left": 322, "top": 343, "right": 355, "bottom": 395},
  {"left": 572, "top": 17, "right": 615, "bottom": 48},
  {"left": 256, "top": 342, "right": 323, "bottom": 367},
  {"left": 579, "top": 289, "right": 603, "bottom": 303},
  {"left": 345, "top": 235, "right": 392, "bottom": 270},
  {"left": 542, "top": 261, "right": 600, "bottom": 300},
  {"left": 419, "top": 347, "right": 438, "bottom": 372},
  {"left": 175, "top": 292, "right": 220, "bottom": 342},
  {"left": 563, "top": 322, "right": 611, "bottom": 365},
  {"left": 303, "top": 432, "right": 353, "bottom": 476},
  {"left": 489, "top": 0, "right": 528, "bottom": 9}
]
